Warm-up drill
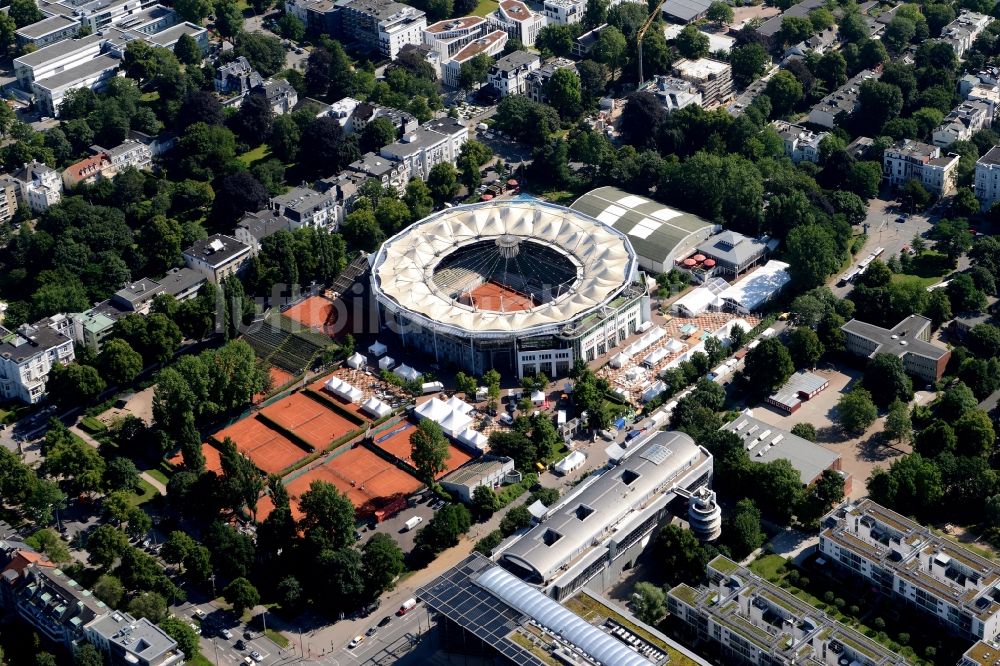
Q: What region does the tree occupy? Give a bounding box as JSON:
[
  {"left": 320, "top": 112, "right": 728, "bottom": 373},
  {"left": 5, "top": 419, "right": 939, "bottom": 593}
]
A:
[
  {"left": 472, "top": 484, "right": 501, "bottom": 518},
  {"left": 785, "top": 224, "right": 843, "bottom": 289},
  {"left": 128, "top": 591, "right": 168, "bottom": 623},
  {"left": 9, "top": 0, "right": 43, "bottom": 27},
  {"left": 97, "top": 339, "right": 143, "bottom": 387},
  {"left": 788, "top": 327, "right": 824, "bottom": 369},
  {"left": 729, "top": 498, "right": 764, "bottom": 558},
  {"left": 214, "top": 0, "right": 244, "bottom": 42},
  {"left": 25, "top": 528, "right": 70, "bottom": 563},
  {"left": 706, "top": 0, "right": 733, "bottom": 26},
  {"left": 458, "top": 53, "right": 493, "bottom": 91},
  {"left": 93, "top": 574, "right": 124, "bottom": 607},
  {"left": 779, "top": 15, "right": 813, "bottom": 45},
  {"left": 277, "top": 13, "right": 305, "bottom": 41},
  {"left": 730, "top": 43, "right": 768, "bottom": 88},
  {"left": 298, "top": 480, "right": 355, "bottom": 551},
  {"left": 632, "top": 582, "right": 667, "bottom": 625},
  {"left": 410, "top": 419, "right": 449, "bottom": 484},
  {"left": 103, "top": 458, "right": 140, "bottom": 494},
  {"left": 232, "top": 93, "right": 274, "bottom": 144},
  {"left": 653, "top": 524, "right": 708, "bottom": 585},
  {"left": 925, "top": 289, "right": 952, "bottom": 328},
  {"left": 743, "top": 337, "right": 794, "bottom": 399},
  {"left": 868, "top": 454, "right": 942, "bottom": 518},
  {"left": 175, "top": 0, "right": 213, "bottom": 23},
  {"left": 362, "top": 533, "right": 404, "bottom": 597},
  {"left": 536, "top": 24, "right": 576, "bottom": 58},
  {"left": 174, "top": 32, "right": 203, "bottom": 66},
  {"left": 938, "top": 381, "right": 979, "bottom": 422},
  {"left": 791, "top": 423, "right": 817, "bottom": 441},
  {"left": 674, "top": 25, "right": 709, "bottom": 60},
  {"left": 862, "top": 353, "right": 913, "bottom": 408},
  {"left": 74, "top": 644, "right": 103, "bottom": 666},
  {"left": 593, "top": 26, "right": 626, "bottom": 80},
  {"left": 499, "top": 504, "right": 532, "bottom": 536},
  {"left": 836, "top": 387, "right": 877, "bottom": 434},
  {"left": 986, "top": 494, "right": 1000, "bottom": 529},
  {"left": 223, "top": 577, "right": 260, "bottom": 617},
  {"left": 858, "top": 80, "right": 903, "bottom": 134},
  {"left": 584, "top": 0, "right": 608, "bottom": 27},
  {"left": 46, "top": 363, "right": 106, "bottom": 408},
  {"left": 545, "top": 68, "right": 582, "bottom": 119},
  {"left": 359, "top": 116, "right": 396, "bottom": 153},
  {"left": 954, "top": 409, "right": 995, "bottom": 458},
  {"left": 86, "top": 524, "right": 130, "bottom": 568},
  {"left": 212, "top": 171, "right": 269, "bottom": 223},
  {"left": 299, "top": 117, "right": 359, "bottom": 180},
  {"left": 764, "top": 70, "right": 803, "bottom": 117},
  {"left": 427, "top": 162, "right": 459, "bottom": 204},
  {"left": 883, "top": 16, "right": 916, "bottom": 54},
  {"left": 884, "top": 399, "right": 912, "bottom": 444},
  {"left": 577, "top": 60, "right": 608, "bottom": 106},
  {"left": 158, "top": 616, "right": 199, "bottom": 659},
  {"left": 816, "top": 51, "right": 847, "bottom": 90}
]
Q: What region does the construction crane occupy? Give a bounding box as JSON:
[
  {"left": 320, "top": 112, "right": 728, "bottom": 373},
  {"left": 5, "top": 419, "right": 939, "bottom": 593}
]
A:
[{"left": 636, "top": 3, "right": 662, "bottom": 86}]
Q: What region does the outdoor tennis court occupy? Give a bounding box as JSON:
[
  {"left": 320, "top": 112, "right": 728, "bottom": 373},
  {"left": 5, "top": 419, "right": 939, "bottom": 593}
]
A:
[
  {"left": 212, "top": 417, "right": 310, "bottom": 474},
  {"left": 167, "top": 442, "right": 223, "bottom": 475},
  {"left": 254, "top": 366, "right": 296, "bottom": 403},
  {"left": 286, "top": 445, "right": 422, "bottom": 519},
  {"left": 259, "top": 392, "right": 359, "bottom": 450},
  {"left": 373, "top": 420, "right": 473, "bottom": 478},
  {"left": 282, "top": 295, "right": 338, "bottom": 333},
  {"left": 461, "top": 280, "right": 536, "bottom": 312}
]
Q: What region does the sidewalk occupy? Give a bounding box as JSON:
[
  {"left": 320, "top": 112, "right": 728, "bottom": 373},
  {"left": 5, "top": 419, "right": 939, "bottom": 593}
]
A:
[{"left": 69, "top": 424, "right": 166, "bottom": 495}]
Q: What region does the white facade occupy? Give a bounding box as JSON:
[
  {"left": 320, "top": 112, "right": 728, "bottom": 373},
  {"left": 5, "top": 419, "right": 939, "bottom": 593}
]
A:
[
  {"left": 13, "top": 160, "right": 63, "bottom": 213},
  {"left": 940, "top": 10, "right": 993, "bottom": 58},
  {"left": 542, "top": 0, "right": 584, "bottom": 25},
  {"left": 182, "top": 235, "right": 252, "bottom": 284},
  {"left": 975, "top": 145, "right": 1000, "bottom": 211},
  {"left": 379, "top": 6, "right": 427, "bottom": 59},
  {"left": 422, "top": 16, "right": 488, "bottom": 60},
  {"left": 932, "top": 100, "right": 992, "bottom": 147},
  {"left": 773, "top": 120, "right": 827, "bottom": 164},
  {"left": 883, "top": 139, "right": 959, "bottom": 195},
  {"left": 488, "top": 0, "right": 544, "bottom": 46},
  {"left": 0, "top": 319, "right": 75, "bottom": 404},
  {"left": 487, "top": 50, "right": 540, "bottom": 96},
  {"left": 441, "top": 30, "right": 507, "bottom": 87},
  {"left": 379, "top": 117, "right": 468, "bottom": 181}
]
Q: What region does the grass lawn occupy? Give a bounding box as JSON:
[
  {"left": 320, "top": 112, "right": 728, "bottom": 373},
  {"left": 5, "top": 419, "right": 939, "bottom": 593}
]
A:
[
  {"left": 139, "top": 91, "right": 160, "bottom": 103},
  {"left": 128, "top": 478, "right": 159, "bottom": 507},
  {"left": 146, "top": 468, "right": 169, "bottom": 485},
  {"left": 472, "top": 0, "right": 498, "bottom": 16},
  {"left": 889, "top": 249, "right": 952, "bottom": 289},
  {"left": 239, "top": 144, "right": 271, "bottom": 167},
  {"left": 265, "top": 630, "right": 289, "bottom": 648},
  {"left": 537, "top": 190, "right": 579, "bottom": 206},
  {"left": 749, "top": 553, "right": 787, "bottom": 581},
  {"left": 189, "top": 655, "right": 213, "bottom": 666}
]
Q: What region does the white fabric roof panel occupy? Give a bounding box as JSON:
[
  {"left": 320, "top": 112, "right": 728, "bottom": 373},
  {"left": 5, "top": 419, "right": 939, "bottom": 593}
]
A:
[
  {"left": 361, "top": 397, "right": 392, "bottom": 417},
  {"left": 475, "top": 567, "right": 654, "bottom": 666},
  {"left": 370, "top": 201, "right": 638, "bottom": 337}
]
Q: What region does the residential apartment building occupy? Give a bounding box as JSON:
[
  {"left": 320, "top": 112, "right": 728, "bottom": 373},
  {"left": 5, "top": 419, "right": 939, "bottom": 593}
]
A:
[
  {"left": 488, "top": 0, "right": 544, "bottom": 47},
  {"left": 270, "top": 186, "right": 340, "bottom": 230},
  {"left": 234, "top": 210, "right": 296, "bottom": 255},
  {"left": 962, "top": 641, "right": 1000, "bottom": 666},
  {"left": 86, "top": 613, "right": 184, "bottom": 666},
  {"left": 442, "top": 30, "right": 506, "bottom": 87},
  {"left": 542, "top": 0, "right": 584, "bottom": 25},
  {"left": 932, "top": 100, "right": 993, "bottom": 147},
  {"left": 841, "top": 314, "right": 950, "bottom": 382},
  {"left": 214, "top": 56, "right": 263, "bottom": 94},
  {"left": 668, "top": 556, "right": 909, "bottom": 666},
  {"left": 487, "top": 49, "right": 540, "bottom": 97},
  {"left": 10, "top": 160, "right": 62, "bottom": 213},
  {"left": 182, "top": 235, "right": 252, "bottom": 284},
  {"left": 247, "top": 79, "right": 298, "bottom": 114},
  {"left": 0, "top": 176, "right": 20, "bottom": 222},
  {"left": 423, "top": 16, "right": 489, "bottom": 60},
  {"left": 772, "top": 120, "right": 827, "bottom": 164},
  {"left": 526, "top": 57, "right": 577, "bottom": 104},
  {"left": 975, "top": 145, "right": 1000, "bottom": 211},
  {"left": 940, "top": 10, "right": 993, "bottom": 58},
  {"left": 671, "top": 57, "right": 732, "bottom": 107},
  {"left": 379, "top": 116, "right": 468, "bottom": 181},
  {"left": 883, "top": 138, "right": 959, "bottom": 196},
  {"left": 646, "top": 75, "right": 702, "bottom": 112},
  {"left": 62, "top": 139, "right": 152, "bottom": 188},
  {"left": 806, "top": 68, "right": 879, "bottom": 129},
  {"left": 0, "top": 319, "right": 75, "bottom": 403},
  {"left": 821, "top": 499, "right": 1000, "bottom": 642},
  {"left": 344, "top": 151, "right": 410, "bottom": 190},
  {"left": 284, "top": 0, "right": 339, "bottom": 35},
  {"left": 340, "top": 0, "right": 427, "bottom": 60}
]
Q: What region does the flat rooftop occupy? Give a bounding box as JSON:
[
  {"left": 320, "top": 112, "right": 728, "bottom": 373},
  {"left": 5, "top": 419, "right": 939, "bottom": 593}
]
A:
[
  {"left": 34, "top": 54, "right": 120, "bottom": 91},
  {"left": 16, "top": 15, "right": 77, "bottom": 39},
  {"left": 841, "top": 314, "right": 948, "bottom": 360},
  {"left": 14, "top": 33, "right": 103, "bottom": 68},
  {"left": 721, "top": 412, "right": 839, "bottom": 485}
]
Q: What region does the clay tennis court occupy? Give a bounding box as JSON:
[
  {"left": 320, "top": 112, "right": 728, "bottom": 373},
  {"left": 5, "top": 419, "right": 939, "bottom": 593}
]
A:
[
  {"left": 212, "top": 417, "right": 309, "bottom": 474},
  {"left": 258, "top": 392, "right": 360, "bottom": 450},
  {"left": 286, "top": 445, "right": 422, "bottom": 519},
  {"left": 167, "top": 442, "right": 223, "bottom": 475},
  {"left": 461, "top": 281, "right": 536, "bottom": 312},
  {"left": 372, "top": 420, "right": 473, "bottom": 478},
  {"left": 254, "top": 366, "right": 295, "bottom": 403},
  {"left": 282, "top": 295, "right": 338, "bottom": 333}
]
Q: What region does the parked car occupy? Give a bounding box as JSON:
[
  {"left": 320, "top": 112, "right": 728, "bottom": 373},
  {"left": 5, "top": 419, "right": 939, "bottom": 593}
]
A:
[
  {"left": 250, "top": 651, "right": 263, "bottom": 662},
  {"left": 365, "top": 626, "right": 378, "bottom": 637},
  {"left": 235, "top": 640, "right": 247, "bottom": 651},
  {"left": 220, "top": 629, "right": 233, "bottom": 640},
  {"left": 194, "top": 609, "right": 207, "bottom": 619},
  {"left": 378, "top": 616, "right": 392, "bottom": 627},
  {"left": 348, "top": 635, "right": 365, "bottom": 649}
]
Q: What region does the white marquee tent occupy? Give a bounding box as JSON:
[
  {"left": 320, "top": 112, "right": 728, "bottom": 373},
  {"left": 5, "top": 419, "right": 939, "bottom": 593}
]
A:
[
  {"left": 324, "top": 376, "right": 363, "bottom": 403},
  {"left": 378, "top": 356, "right": 396, "bottom": 370},
  {"left": 457, "top": 427, "right": 488, "bottom": 451},
  {"left": 394, "top": 364, "right": 421, "bottom": 382},
  {"left": 531, "top": 390, "right": 546, "bottom": 405},
  {"left": 445, "top": 395, "right": 474, "bottom": 414},
  {"left": 361, "top": 396, "right": 392, "bottom": 418},
  {"left": 346, "top": 352, "right": 367, "bottom": 369},
  {"left": 368, "top": 341, "right": 387, "bottom": 357}
]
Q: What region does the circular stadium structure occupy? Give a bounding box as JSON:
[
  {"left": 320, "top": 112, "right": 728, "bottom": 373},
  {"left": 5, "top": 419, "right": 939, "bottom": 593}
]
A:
[{"left": 370, "top": 199, "right": 648, "bottom": 378}]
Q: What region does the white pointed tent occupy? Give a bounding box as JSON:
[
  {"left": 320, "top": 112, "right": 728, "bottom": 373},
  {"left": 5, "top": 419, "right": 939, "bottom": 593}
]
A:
[
  {"left": 457, "top": 427, "right": 488, "bottom": 451},
  {"left": 324, "top": 376, "right": 363, "bottom": 403},
  {"left": 415, "top": 397, "right": 452, "bottom": 422},
  {"left": 368, "top": 341, "right": 387, "bottom": 357},
  {"left": 378, "top": 356, "right": 395, "bottom": 370},
  {"left": 394, "top": 364, "right": 420, "bottom": 382},
  {"left": 438, "top": 410, "right": 473, "bottom": 438},
  {"left": 444, "top": 395, "right": 473, "bottom": 414},
  {"left": 361, "top": 396, "right": 392, "bottom": 418},
  {"left": 531, "top": 390, "right": 546, "bottom": 405},
  {"left": 346, "top": 352, "right": 366, "bottom": 369}
]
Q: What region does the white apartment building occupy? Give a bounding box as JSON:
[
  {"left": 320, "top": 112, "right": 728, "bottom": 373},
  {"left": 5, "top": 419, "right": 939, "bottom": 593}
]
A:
[
  {"left": 15, "top": 15, "right": 79, "bottom": 49},
  {"left": 379, "top": 116, "right": 468, "bottom": 181},
  {"left": 773, "top": 120, "right": 827, "bottom": 164},
  {"left": 932, "top": 100, "right": 993, "bottom": 147},
  {"left": 0, "top": 318, "right": 75, "bottom": 404},
  {"left": 340, "top": 0, "right": 426, "bottom": 59},
  {"left": 487, "top": 49, "right": 540, "bottom": 97},
  {"left": 883, "top": 138, "right": 959, "bottom": 195},
  {"left": 269, "top": 186, "right": 339, "bottom": 230},
  {"left": 442, "top": 30, "right": 507, "bottom": 87},
  {"left": 807, "top": 68, "right": 880, "bottom": 129},
  {"left": 821, "top": 499, "right": 1000, "bottom": 642},
  {"left": 975, "top": 145, "right": 1000, "bottom": 211},
  {"left": 0, "top": 177, "right": 20, "bottom": 223},
  {"left": 542, "top": 0, "right": 585, "bottom": 25},
  {"left": 488, "top": 0, "right": 544, "bottom": 47},
  {"left": 526, "top": 57, "right": 577, "bottom": 104},
  {"left": 62, "top": 139, "right": 152, "bottom": 188},
  {"left": 11, "top": 160, "right": 62, "bottom": 213},
  {"left": 940, "top": 10, "right": 993, "bottom": 58},
  {"left": 423, "top": 16, "right": 489, "bottom": 60},
  {"left": 671, "top": 58, "right": 732, "bottom": 107},
  {"left": 345, "top": 152, "right": 411, "bottom": 191},
  {"left": 182, "top": 235, "right": 252, "bottom": 284}
]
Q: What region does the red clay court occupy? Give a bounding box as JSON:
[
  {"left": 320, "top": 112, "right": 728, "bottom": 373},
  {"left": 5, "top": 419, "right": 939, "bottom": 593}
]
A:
[
  {"left": 460, "top": 281, "right": 536, "bottom": 312},
  {"left": 212, "top": 417, "right": 309, "bottom": 474},
  {"left": 281, "top": 296, "right": 337, "bottom": 333},
  {"left": 286, "top": 445, "right": 421, "bottom": 519},
  {"left": 255, "top": 366, "right": 295, "bottom": 403},
  {"left": 258, "top": 392, "right": 360, "bottom": 450},
  {"left": 168, "top": 443, "right": 223, "bottom": 475},
  {"left": 372, "top": 420, "right": 472, "bottom": 478}
]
